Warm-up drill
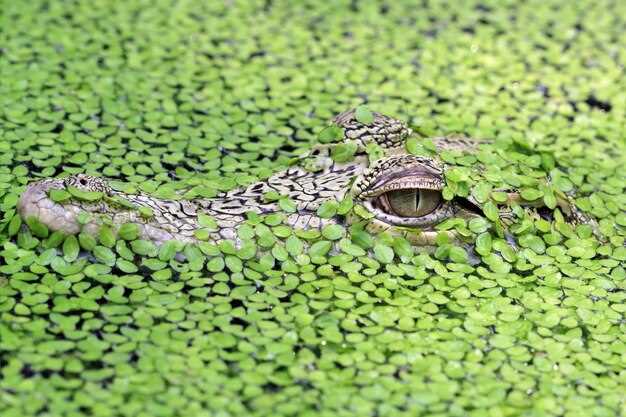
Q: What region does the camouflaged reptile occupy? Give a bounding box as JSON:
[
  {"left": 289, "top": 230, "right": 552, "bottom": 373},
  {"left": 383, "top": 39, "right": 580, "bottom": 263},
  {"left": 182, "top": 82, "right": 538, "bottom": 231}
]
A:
[{"left": 18, "top": 109, "right": 596, "bottom": 247}]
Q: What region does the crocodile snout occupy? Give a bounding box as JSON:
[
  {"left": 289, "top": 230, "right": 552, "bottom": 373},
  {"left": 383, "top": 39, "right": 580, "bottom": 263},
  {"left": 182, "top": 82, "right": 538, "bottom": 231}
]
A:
[{"left": 18, "top": 179, "right": 83, "bottom": 235}]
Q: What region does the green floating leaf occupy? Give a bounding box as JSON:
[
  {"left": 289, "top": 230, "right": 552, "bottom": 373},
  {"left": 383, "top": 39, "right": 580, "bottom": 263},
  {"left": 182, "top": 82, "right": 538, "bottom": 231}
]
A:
[
  {"left": 49, "top": 189, "right": 71, "bottom": 203},
  {"left": 392, "top": 237, "right": 413, "bottom": 258},
  {"left": 67, "top": 186, "right": 103, "bottom": 202},
  {"left": 318, "top": 124, "right": 344, "bottom": 143},
  {"left": 78, "top": 232, "right": 97, "bottom": 251},
  {"left": 285, "top": 235, "right": 304, "bottom": 257},
  {"left": 543, "top": 190, "right": 557, "bottom": 209},
  {"left": 491, "top": 191, "right": 509, "bottom": 203},
  {"left": 138, "top": 207, "right": 153, "bottom": 219},
  {"left": 130, "top": 240, "right": 157, "bottom": 256},
  {"left": 7, "top": 214, "right": 21, "bottom": 236},
  {"left": 116, "top": 258, "right": 138, "bottom": 273},
  {"left": 518, "top": 234, "right": 546, "bottom": 254},
  {"left": 448, "top": 246, "right": 468, "bottom": 263},
  {"left": 198, "top": 213, "right": 218, "bottom": 229},
  {"left": 63, "top": 235, "right": 79, "bottom": 262},
  {"left": 331, "top": 143, "right": 358, "bottom": 163},
  {"left": 44, "top": 231, "right": 65, "bottom": 249},
  {"left": 445, "top": 167, "right": 470, "bottom": 183},
  {"left": 278, "top": 198, "right": 297, "bottom": 213},
  {"left": 406, "top": 137, "right": 426, "bottom": 156},
  {"left": 309, "top": 240, "right": 332, "bottom": 257},
  {"left": 262, "top": 191, "right": 281, "bottom": 202},
  {"left": 77, "top": 211, "right": 91, "bottom": 225},
  {"left": 520, "top": 188, "right": 543, "bottom": 201},
  {"left": 442, "top": 186, "right": 455, "bottom": 201},
  {"left": 428, "top": 292, "right": 450, "bottom": 305},
  {"left": 475, "top": 232, "right": 492, "bottom": 256},
  {"left": 354, "top": 105, "right": 374, "bottom": 124},
  {"left": 159, "top": 240, "right": 180, "bottom": 261},
  {"left": 471, "top": 182, "right": 492, "bottom": 204},
  {"left": 25, "top": 216, "right": 49, "bottom": 238},
  {"left": 353, "top": 204, "right": 374, "bottom": 219},
  {"left": 339, "top": 238, "right": 366, "bottom": 257},
  {"left": 118, "top": 223, "right": 139, "bottom": 241},
  {"left": 351, "top": 227, "right": 374, "bottom": 249},
  {"left": 98, "top": 226, "right": 116, "bottom": 248},
  {"left": 483, "top": 201, "right": 500, "bottom": 222},
  {"left": 194, "top": 228, "right": 212, "bottom": 240},
  {"left": 207, "top": 256, "right": 225, "bottom": 272},
  {"left": 321, "top": 224, "right": 345, "bottom": 240},
  {"left": 337, "top": 196, "right": 354, "bottom": 215},
  {"left": 93, "top": 245, "right": 116, "bottom": 266},
  {"left": 105, "top": 195, "right": 137, "bottom": 210},
  {"left": 373, "top": 243, "right": 394, "bottom": 263},
  {"left": 365, "top": 143, "right": 385, "bottom": 163},
  {"left": 468, "top": 217, "right": 490, "bottom": 233},
  {"left": 316, "top": 201, "right": 338, "bottom": 218}
]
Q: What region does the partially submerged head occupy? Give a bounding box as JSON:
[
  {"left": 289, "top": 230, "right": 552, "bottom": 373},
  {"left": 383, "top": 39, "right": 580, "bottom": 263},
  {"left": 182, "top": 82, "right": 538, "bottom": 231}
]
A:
[{"left": 17, "top": 108, "right": 598, "bottom": 247}]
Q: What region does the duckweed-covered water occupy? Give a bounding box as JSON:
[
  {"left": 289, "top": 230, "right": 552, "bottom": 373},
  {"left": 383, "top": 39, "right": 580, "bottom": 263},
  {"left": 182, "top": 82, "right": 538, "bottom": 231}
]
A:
[{"left": 1, "top": 1, "right": 625, "bottom": 416}]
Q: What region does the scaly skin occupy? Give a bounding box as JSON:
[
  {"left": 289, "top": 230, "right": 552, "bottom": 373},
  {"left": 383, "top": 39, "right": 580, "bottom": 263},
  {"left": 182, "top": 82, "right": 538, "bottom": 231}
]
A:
[{"left": 17, "top": 109, "right": 595, "bottom": 246}]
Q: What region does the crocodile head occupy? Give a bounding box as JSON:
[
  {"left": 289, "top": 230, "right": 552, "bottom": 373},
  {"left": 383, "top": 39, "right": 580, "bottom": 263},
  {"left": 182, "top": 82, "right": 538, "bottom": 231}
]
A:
[{"left": 18, "top": 108, "right": 595, "bottom": 247}]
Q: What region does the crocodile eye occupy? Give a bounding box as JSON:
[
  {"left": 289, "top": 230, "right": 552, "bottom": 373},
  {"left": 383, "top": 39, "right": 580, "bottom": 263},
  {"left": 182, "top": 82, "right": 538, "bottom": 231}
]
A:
[{"left": 379, "top": 189, "right": 442, "bottom": 217}]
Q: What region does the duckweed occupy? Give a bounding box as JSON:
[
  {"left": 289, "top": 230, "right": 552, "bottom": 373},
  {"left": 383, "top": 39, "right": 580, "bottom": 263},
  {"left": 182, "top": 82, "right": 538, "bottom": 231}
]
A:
[{"left": 1, "top": 1, "right": 625, "bottom": 417}]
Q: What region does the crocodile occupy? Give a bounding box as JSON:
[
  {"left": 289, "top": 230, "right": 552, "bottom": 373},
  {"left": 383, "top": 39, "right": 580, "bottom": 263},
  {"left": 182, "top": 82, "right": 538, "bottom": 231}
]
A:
[{"left": 17, "top": 109, "right": 595, "bottom": 248}]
